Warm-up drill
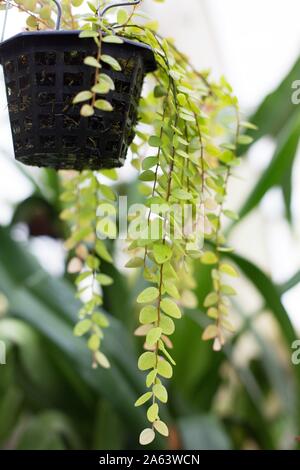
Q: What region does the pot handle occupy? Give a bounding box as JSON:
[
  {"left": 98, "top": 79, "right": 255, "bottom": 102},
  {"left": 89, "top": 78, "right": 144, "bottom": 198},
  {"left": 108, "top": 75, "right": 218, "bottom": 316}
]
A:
[{"left": 100, "top": 0, "right": 141, "bottom": 18}]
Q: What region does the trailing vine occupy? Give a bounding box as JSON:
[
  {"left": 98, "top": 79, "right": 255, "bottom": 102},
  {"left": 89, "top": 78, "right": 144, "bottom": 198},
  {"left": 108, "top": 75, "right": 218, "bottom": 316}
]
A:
[
  {"left": 2, "top": 0, "right": 254, "bottom": 445},
  {"left": 60, "top": 168, "right": 116, "bottom": 368}
]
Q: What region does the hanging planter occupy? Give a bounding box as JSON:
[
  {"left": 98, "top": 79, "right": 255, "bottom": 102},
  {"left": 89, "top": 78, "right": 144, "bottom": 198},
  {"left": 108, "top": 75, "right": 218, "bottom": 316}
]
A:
[{"left": 0, "top": 7, "right": 156, "bottom": 170}]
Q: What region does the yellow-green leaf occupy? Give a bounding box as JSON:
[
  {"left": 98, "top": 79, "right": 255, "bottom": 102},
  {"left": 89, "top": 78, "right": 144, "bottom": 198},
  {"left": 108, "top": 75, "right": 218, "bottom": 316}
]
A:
[
  {"left": 138, "top": 351, "right": 156, "bottom": 370},
  {"left": 157, "top": 359, "right": 173, "bottom": 378},
  {"left": 148, "top": 135, "right": 161, "bottom": 147},
  {"left": 223, "top": 209, "right": 239, "bottom": 221},
  {"left": 139, "top": 305, "right": 158, "bottom": 325},
  {"left": 153, "top": 420, "right": 169, "bottom": 437},
  {"left": 94, "top": 99, "right": 113, "bottom": 111},
  {"left": 204, "top": 292, "right": 218, "bottom": 307},
  {"left": 146, "top": 327, "right": 162, "bottom": 346},
  {"left": 39, "top": 5, "right": 51, "bottom": 19},
  {"left": 99, "top": 73, "right": 115, "bottom": 91},
  {"left": 153, "top": 383, "right": 168, "bottom": 403},
  {"left": 201, "top": 251, "right": 218, "bottom": 265},
  {"left": 80, "top": 104, "right": 94, "bottom": 117},
  {"left": 134, "top": 392, "right": 153, "bottom": 407},
  {"left": 79, "top": 30, "right": 98, "bottom": 38},
  {"left": 137, "top": 287, "right": 159, "bottom": 304},
  {"left": 84, "top": 56, "right": 101, "bottom": 68},
  {"left": 74, "top": 319, "right": 92, "bottom": 336},
  {"left": 160, "top": 315, "right": 175, "bottom": 335},
  {"left": 101, "top": 55, "right": 121, "bottom": 71},
  {"left": 160, "top": 298, "right": 182, "bottom": 319},
  {"left": 147, "top": 403, "right": 159, "bottom": 423},
  {"left": 96, "top": 273, "right": 113, "bottom": 286},
  {"left": 207, "top": 307, "right": 218, "bottom": 319},
  {"left": 220, "top": 263, "right": 239, "bottom": 277},
  {"left": 221, "top": 284, "right": 237, "bottom": 295},
  {"left": 125, "top": 257, "right": 144, "bottom": 268},
  {"left": 102, "top": 35, "right": 124, "bottom": 44},
  {"left": 87, "top": 334, "right": 100, "bottom": 351},
  {"left": 202, "top": 324, "right": 218, "bottom": 340},
  {"left": 172, "top": 188, "right": 193, "bottom": 200},
  {"left": 146, "top": 370, "right": 157, "bottom": 387},
  {"left": 153, "top": 243, "right": 172, "bottom": 264},
  {"left": 92, "top": 312, "right": 109, "bottom": 328},
  {"left": 26, "top": 16, "right": 38, "bottom": 28},
  {"left": 94, "top": 351, "right": 110, "bottom": 368},
  {"left": 92, "top": 82, "right": 110, "bottom": 94},
  {"left": 222, "top": 319, "right": 235, "bottom": 333}
]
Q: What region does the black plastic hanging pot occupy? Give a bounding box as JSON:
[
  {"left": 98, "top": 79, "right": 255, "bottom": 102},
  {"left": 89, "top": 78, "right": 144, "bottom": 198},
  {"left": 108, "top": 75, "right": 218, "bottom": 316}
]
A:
[{"left": 0, "top": 2, "right": 156, "bottom": 170}]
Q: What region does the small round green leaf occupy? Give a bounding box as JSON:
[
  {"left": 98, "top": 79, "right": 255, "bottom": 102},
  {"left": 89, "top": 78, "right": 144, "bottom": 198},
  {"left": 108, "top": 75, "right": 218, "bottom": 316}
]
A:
[
  {"left": 148, "top": 135, "right": 161, "bottom": 147},
  {"left": 146, "top": 327, "right": 162, "bottom": 346},
  {"left": 153, "top": 383, "right": 168, "bottom": 403},
  {"left": 147, "top": 403, "right": 159, "bottom": 423},
  {"left": 102, "top": 35, "right": 124, "bottom": 44},
  {"left": 80, "top": 104, "right": 94, "bottom": 117},
  {"left": 201, "top": 251, "right": 218, "bottom": 265},
  {"left": 138, "top": 352, "right": 156, "bottom": 370},
  {"left": 74, "top": 319, "right": 92, "bottom": 336},
  {"left": 92, "top": 82, "right": 110, "bottom": 94},
  {"left": 99, "top": 73, "right": 115, "bottom": 91},
  {"left": 139, "top": 428, "right": 155, "bottom": 446},
  {"left": 117, "top": 8, "right": 128, "bottom": 24},
  {"left": 134, "top": 392, "right": 153, "bottom": 407},
  {"left": 137, "top": 287, "right": 159, "bottom": 304},
  {"left": 204, "top": 292, "right": 218, "bottom": 307},
  {"left": 73, "top": 90, "right": 93, "bottom": 104},
  {"left": 96, "top": 273, "right": 113, "bottom": 286},
  {"left": 91, "top": 312, "right": 109, "bottom": 328},
  {"left": 160, "top": 315, "right": 175, "bottom": 335},
  {"left": 39, "top": 5, "right": 51, "bottom": 19},
  {"left": 125, "top": 257, "right": 144, "bottom": 268},
  {"left": 160, "top": 298, "right": 182, "bottom": 319},
  {"left": 153, "top": 420, "right": 169, "bottom": 437},
  {"left": 157, "top": 359, "right": 173, "bottom": 378},
  {"left": 202, "top": 324, "right": 218, "bottom": 340},
  {"left": 172, "top": 188, "right": 192, "bottom": 200},
  {"left": 94, "top": 99, "right": 113, "bottom": 111},
  {"left": 101, "top": 54, "right": 121, "bottom": 71},
  {"left": 94, "top": 351, "right": 110, "bottom": 368},
  {"left": 153, "top": 243, "right": 172, "bottom": 264},
  {"left": 87, "top": 334, "right": 100, "bottom": 351},
  {"left": 220, "top": 263, "right": 238, "bottom": 277},
  {"left": 139, "top": 305, "right": 158, "bottom": 325},
  {"left": 146, "top": 370, "right": 157, "bottom": 387},
  {"left": 79, "top": 30, "right": 98, "bottom": 38},
  {"left": 84, "top": 56, "right": 101, "bottom": 68},
  {"left": 221, "top": 284, "right": 236, "bottom": 295}
]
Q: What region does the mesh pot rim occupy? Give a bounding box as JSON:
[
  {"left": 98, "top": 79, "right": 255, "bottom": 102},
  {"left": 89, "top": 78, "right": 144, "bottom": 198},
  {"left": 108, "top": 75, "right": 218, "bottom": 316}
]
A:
[
  {"left": 0, "top": 29, "right": 156, "bottom": 170},
  {"left": 0, "top": 30, "right": 157, "bottom": 73}
]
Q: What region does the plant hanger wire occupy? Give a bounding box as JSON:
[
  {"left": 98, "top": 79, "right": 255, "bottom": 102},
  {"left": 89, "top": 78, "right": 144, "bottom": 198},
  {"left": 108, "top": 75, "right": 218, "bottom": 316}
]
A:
[
  {"left": 0, "top": 0, "right": 141, "bottom": 39},
  {"left": 100, "top": 0, "right": 142, "bottom": 18},
  {"left": 1, "top": 0, "right": 10, "bottom": 42}
]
